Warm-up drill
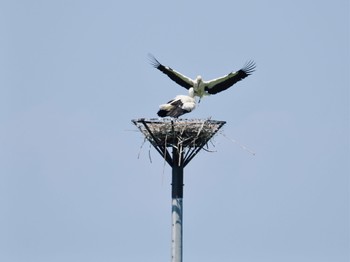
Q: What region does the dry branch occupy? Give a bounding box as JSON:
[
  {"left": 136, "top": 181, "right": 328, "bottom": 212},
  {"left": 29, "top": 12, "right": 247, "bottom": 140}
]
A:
[
  {"left": 132, "top": 118, "right": 225, "bottom": 148},
  {"left": 132, "top": 118, "right": 226, "bottom": 167}
]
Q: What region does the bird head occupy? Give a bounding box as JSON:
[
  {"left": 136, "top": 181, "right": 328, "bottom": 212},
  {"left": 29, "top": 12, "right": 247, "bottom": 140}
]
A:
[{"left": 196, "top": 75, "right": 203, "bottom": 83}]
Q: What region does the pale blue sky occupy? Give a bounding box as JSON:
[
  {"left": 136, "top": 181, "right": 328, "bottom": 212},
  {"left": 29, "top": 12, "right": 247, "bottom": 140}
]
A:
[{"left": 0, "top": 0, "right": 349, "bottom": 261}]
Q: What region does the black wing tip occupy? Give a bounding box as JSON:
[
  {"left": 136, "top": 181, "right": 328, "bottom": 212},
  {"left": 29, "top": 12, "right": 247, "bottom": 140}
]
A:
[
  {"left": 157, "top": 109, "right": 168, "bottom": 117},
  {"left": 147, "top": 53, "right": 161, "bottom": 68},
  {"left": 242, "top": 60, "right": 256, "bottom": 75}
]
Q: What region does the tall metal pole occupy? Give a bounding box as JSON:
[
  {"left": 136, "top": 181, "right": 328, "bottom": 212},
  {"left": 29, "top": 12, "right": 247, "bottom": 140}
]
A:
[
  {"left": 132, "top": 119, "right": 226, "bottom": 262},
  {"left": 171, "top": 146, "right": 183, "bottom": 262}
]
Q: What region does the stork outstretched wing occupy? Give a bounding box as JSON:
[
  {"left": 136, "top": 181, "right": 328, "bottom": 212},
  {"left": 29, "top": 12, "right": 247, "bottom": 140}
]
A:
[
  {"left": 204, "top": 61, "right": 256, "bottom": 94},
  {"left": 148, "top": 54, "right": 194, "bottom": 90}
]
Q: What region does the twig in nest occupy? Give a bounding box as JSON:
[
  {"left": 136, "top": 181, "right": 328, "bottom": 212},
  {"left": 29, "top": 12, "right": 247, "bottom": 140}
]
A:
[
  {"left": 148, "top": 143, "right": 153, "bottom": 163},
  {"left": 219, "top": 131, "right": 256, "bottom": 156},
  {"left": 196, "top": 119, "right": 206, "bottom": 137},
  {"left": 202, "top": 147, "right": 217, "bottom": 153},
  {"left": 137, "top": 137, "right": 147, "bottom": 159},
  {"left": 162, "top": 134, "right": 168, "bottom": 184}
]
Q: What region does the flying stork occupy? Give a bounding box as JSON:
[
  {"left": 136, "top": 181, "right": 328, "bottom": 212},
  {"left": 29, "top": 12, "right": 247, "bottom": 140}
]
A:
[
  {"left": 157, "top": 88, "right": 196, "bottom": 118},
  {"left": 149, "top": 54, "right": 256, "bottom": 100}
]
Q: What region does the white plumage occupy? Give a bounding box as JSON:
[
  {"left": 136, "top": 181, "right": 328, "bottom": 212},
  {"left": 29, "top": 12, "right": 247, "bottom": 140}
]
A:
[
  {"left": 157, "top": 88, "right": 196, "bottom": 118},
  {"left": 149, "top": 54, "right": 255, "bottom": 100}
]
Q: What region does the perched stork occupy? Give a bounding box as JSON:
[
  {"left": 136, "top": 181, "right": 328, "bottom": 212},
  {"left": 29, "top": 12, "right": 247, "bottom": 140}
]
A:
[
  {"left": 157, "top": 88, "right": 196, "bottom": 118},
  {"left": 149, "top": 54, "right": 255, "bottom": 100}
]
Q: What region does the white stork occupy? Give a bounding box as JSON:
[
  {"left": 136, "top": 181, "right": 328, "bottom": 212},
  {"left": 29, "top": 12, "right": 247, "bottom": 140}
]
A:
[
  {"left": 157, "top": 88, "right": 196, "bottom": 118},
  {"left": 149, "top": 54, "right": 255, "bottom": 100}
]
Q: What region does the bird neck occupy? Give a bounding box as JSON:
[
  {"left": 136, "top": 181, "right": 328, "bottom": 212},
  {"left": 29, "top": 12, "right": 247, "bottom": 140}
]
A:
[{"left": 188, "top": 88, "right": 195, "bottom": 98}]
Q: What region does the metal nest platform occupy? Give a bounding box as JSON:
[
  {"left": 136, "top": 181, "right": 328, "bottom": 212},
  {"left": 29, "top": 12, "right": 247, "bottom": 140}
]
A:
[{"left": 132, "top": 118, "right": 226, "bottom": 167}]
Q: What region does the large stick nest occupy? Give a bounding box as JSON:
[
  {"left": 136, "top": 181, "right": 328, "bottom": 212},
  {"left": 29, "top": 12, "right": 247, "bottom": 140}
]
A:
[{"left": 132, "top": 118, "right": 226, "bottom": 148}]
